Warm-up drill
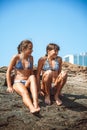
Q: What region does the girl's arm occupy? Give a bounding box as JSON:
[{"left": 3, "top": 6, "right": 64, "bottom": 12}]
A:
[
  {"left": 58, "top": 56, "right": 62, "bottom": 74},
  {"left": 6, "top": 55, "right": 17, "bottom": 93},
  {"left": 30, "top": 56, "right": 34, "bottom": 75},
  {"left": 36, "top": 57, "right": 44, "bottom": 92}
]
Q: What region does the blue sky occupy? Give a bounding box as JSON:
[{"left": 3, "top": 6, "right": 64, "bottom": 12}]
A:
[{"left": 0, "top": 0, "right": 87, "bottom": 67}]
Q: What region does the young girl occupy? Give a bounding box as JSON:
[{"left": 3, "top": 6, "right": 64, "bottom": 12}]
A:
[
  {"left": 6, "top": 40, "right": 40, "bottom": 114},
  {"left": 37, "top": 43, "right": 67, "bottom": 105}
]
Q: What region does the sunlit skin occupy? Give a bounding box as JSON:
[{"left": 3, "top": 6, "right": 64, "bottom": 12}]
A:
[
  {"left": 37, "top": 44, "right": 67, "bottom": 105},
  {"left": 6, "top": 40, "right": 40, "bottom": 114}
]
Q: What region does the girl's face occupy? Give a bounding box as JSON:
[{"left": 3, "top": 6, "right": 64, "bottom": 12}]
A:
[
  {"left": 48, "top": 49, "right": 58, "bottom": 58},
  {"left": 24, "top": 44, "right": 33, "bottom": 55}
]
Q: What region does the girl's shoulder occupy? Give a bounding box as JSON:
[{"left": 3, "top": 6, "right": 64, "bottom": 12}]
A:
[
  {"left": 8, "top": 54, "right": 20, "bottom": 67},
  {"left": 39, "top": 56, "right": 47, "bottom": 62},
  {"left": 11, "top": 54, "right": 20, "bottom": 61}
]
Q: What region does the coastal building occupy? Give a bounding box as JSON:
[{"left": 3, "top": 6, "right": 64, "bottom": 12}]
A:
[{"left": 63, "top": 53, "right": 87, "bottom": 66}]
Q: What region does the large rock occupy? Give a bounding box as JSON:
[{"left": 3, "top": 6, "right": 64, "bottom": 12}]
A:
[
  {"left": 0, "top": 67, "right": 7, "bottom": 86},
  {"left": 0, "top": 63, "right": 87, "bottom": 130}
]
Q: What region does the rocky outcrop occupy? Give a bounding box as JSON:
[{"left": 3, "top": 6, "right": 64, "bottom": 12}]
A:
[
  {"left": 0, "top": 62, "right": 87, "bottom": 130},
  {"left": 0, "top": 66, "right": 7, "bottom": 86},
  {"left": 1, "top": 62, "right": 87, "bottom": 86}
]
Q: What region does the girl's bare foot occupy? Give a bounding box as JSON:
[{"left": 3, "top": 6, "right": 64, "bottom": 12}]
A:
[
  {"left": 33, "top": 102, "right": 40, "bottom": 111},
  {"left": 45, "top": 95, "right": 51, "bottom": 105},
  {"left": 54, "top": 95, "right": 62, "bottom": 106},
  {"left": 30, "top": 107, "right": 40, "bottom": 114}
]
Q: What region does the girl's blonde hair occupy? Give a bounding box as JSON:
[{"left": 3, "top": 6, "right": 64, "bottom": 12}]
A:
[{"left": 17, "top": 40, "right": 33, "bottom": 54}]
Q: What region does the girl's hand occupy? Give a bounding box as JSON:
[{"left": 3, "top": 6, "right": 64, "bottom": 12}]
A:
[
  {"left": 48, "top": 50, "right": 56, "bottom": 59},
  {"left": 7, "top": 87, "right": 14, "bottom": 93}
]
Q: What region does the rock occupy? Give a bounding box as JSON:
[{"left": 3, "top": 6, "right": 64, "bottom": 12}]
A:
[
  {"left": 0, "top": 63, "right": 87, "bottom": 130},
  {"left": 0, "top": 66, "right": 7, "bottom": 86}
]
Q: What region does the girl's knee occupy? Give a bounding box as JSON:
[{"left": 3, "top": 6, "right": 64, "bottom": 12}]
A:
[
  {"left": 43, "top": 70, "right": 52, "bottom": 78},
  {"left": 43, "top": 70, "right": 52, "bottom": 82},
  {"left": 29, "top": 75, "right": 36, "bottom": 81}
]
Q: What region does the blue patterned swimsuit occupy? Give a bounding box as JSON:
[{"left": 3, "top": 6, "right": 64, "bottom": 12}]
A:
[{"left": 42, "top": 58, "right": 59, "bottom": 71}]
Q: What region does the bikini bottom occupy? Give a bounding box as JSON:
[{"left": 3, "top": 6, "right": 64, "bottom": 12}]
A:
[{"left": 14, "top": 80, "right": 27, "bottom": 85}]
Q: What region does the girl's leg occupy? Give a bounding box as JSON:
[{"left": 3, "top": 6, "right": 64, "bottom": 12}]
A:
[
  {"left": 54, "top": 86, "right": 63, "bottom": 106},
  {"left": 42, "top": 70, "right": 52, "bottom": 105},
  {"left": 55, "top": 71, "right": 67, "bottom": 95},
  {"left": 13, "top": 83, "right": 40, "bottom": 113},
  {"left": 39, "top": 82, "right": 45, "bottom": 96},
  {"left": 57, "top": 71, "right": 67, "bottom": 95},
  {"left": 54, "top": 71, "right": 67, "bottom": 105},
  {"left": 29, "top": 75, "right": 40, "bottom": 110}
]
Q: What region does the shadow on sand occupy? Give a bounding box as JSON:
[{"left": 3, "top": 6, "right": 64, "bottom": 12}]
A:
[{"left": 39, "top": 93, "right": 87, "bottom": 112}]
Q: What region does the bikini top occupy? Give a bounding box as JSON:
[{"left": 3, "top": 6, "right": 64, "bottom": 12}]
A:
[
  {"left": 15, "top": 57, "right": 33, "bottom": 70},
  {"left": 42, "top": 58, "right": 59, "bottom": 71}
]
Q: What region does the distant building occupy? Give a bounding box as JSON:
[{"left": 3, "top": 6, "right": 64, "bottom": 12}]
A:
[{"left": 63, "top": 53, "right": 87, "bottom": 66}]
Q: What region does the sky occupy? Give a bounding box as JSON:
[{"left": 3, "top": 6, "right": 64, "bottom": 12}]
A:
[{"left": 0, "top": 0, "right": 87, "bottom": 67}]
